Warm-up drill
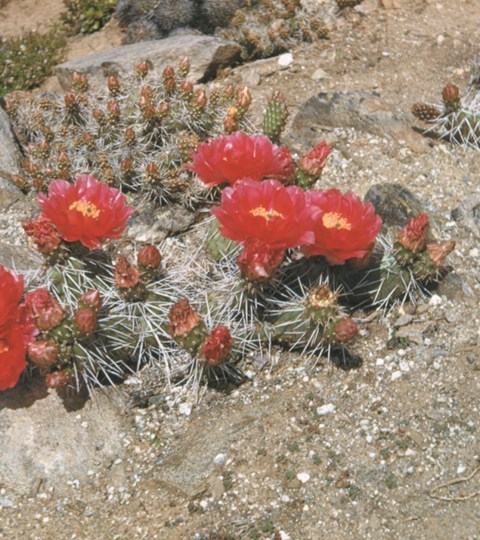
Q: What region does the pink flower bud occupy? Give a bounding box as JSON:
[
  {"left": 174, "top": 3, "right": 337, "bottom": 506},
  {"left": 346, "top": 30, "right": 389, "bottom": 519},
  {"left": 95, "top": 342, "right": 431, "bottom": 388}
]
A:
[
  {"left": 201, "top": 326, "right": 234, "bottom": 366},
  {"left": 25, "top": 288, "right": 65, "bottom": 331},
  {"left": 27, "top": 339, "right": 59, "bottom": 369},
  {"left": 426, "top": 240, "right": 455, "bottom": 267},
  {"left": 137, "top": 245, "right": 162, "bottom": 269},
  {"left": 168, "top": 299, "right": 201, "bottom": 338},
  {"left": 79, "top": 290, "right": 102, "bottom": 312},
  {"left": 114, "top": 256, "right": 140, "bottom": 289},
  {"left": 298, "top": 140, "right": 331, "bottom": 177},
  {"left": 45, "top": 370, "right": 70, "bottom": 388},
  {"left": 397, "top": 214, "right": 429, "bottom": 253},
  {"left": 74, "top": 309, "right": 97, "bottom": 336},
  {"left": 334, "top": 317, "right": 358, "bottom": 342}
]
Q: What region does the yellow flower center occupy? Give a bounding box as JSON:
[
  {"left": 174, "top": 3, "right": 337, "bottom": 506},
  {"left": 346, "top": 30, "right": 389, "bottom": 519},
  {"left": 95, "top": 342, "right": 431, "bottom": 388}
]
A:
[
  {"left": 69, "top": 200, "right": 100, "bottom": 219},
  {"left": 0, "top": 339, "right": 9, "bottom": 354},
  {"left": 322, "top": 212, "right": 351, "bottom": 230},
  {"left": 250, "top": 206, "right": 284, "bottom": 221}
]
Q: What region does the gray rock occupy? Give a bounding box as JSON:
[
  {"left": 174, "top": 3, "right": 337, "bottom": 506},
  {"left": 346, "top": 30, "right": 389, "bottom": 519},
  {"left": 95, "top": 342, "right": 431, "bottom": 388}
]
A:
[
  {"left": 451, "top": 193, "right": 480, "bottom": 238},
  {"left": 364, "top": 183, "right": 440, "bottom": 236},
  {"left": 0, "top": 106, "right": 24, "bottom": 210},
  {"left": 0, "top": 378, "right": 129, "bottom": 496},
  {"left": 0, "top": 242, "right": 42, "bottom": 273},
  {"left": 56, "top": 34, "right": 242, "bottom": 91},
  {"left": 126, "top": 201, "right": 197, "bottom": 242},
  {"left": 290, "top": 91, "right": 429, "bottom": 153}
]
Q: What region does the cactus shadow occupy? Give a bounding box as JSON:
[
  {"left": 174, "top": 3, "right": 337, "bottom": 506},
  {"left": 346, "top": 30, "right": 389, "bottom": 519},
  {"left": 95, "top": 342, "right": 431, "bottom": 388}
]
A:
[
  {"left": 329, "top": 345, "right": 363, "bottom": 371},
  {"left": 0, "top": 371, "right": 49, "bottom": 410}
]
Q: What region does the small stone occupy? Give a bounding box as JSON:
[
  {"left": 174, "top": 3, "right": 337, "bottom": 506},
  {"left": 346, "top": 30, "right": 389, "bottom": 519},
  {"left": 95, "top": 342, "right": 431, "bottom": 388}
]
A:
[
  {"left": 213, "top": 453, "right": 227, "bottom": 466},
  {"left": 394, "top": 314, "right": 413, "bottom": 327},
  {"left": 297, "top": 472, "right": 310, "bottom": 484},
  {"left": 466, "top": 355, "right": 477, "bottom": 365},
  {"left": 278, "top": 53, "right": 293, "bottom": 68},
  {"left": 316, "top": 404, "right": 336, "bottom": 416},
  {"left": 436, "top": 35, "right": 446, "bottom": 45},
  {"left": 469, "top": 248, "right": 479, "bottom": 258},
  {"left": 376, "top": 358, "right": 385, "bottom": 366},
  {"left": 311, "top": 68, "right": 328, "bottom": 81},
  {"left": 178, "top": 403, "right": 192, "bottom": 416},
  {"left": 429, "top": 294, "right": 443, "bottom": 306},
  {"left": 457, "top": 464, "right": 467, "bottom": 475},
  {"left": 391, "top": 371, "right": 402, "bottom": 381},
  {"left": 0, "top": 497, "right": 14, "bottom": 508}
]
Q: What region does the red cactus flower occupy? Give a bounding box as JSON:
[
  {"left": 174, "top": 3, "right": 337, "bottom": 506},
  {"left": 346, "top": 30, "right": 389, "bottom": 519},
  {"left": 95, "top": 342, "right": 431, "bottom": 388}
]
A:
[
  {"left": 211, "top": 179, "right": 316, "bottom": 249},
  {"left": 0, "top": 265, "right": 24, "bottom": 332},
  {"left": 298, "top": 140, "right": 331, "bottom": 177},
  {"left": 0, "top": 326, "right": 28, "bottom": 391},
  {"left": 25, "top": 288, "right": 65, "bottom": 331},
  {"left": 27, "top": 338, "right": 59, "bottom": 369},
  {"left": 397, "top": 214, "right": 429, "bottom": 253},
  {"left": 237, "top": 238, "right": 286, "bottom": 281},
  {"left": 186, "top": 131, "right": 296, "bottom": 186},
  {"left": 201, "top": 325, "right": 234, "bottom": 366},
  {"left": 303, "top": 189, "right": 382, "bottom": 265},
  {"left": 114, "top": 256, "right": 140, "bottom": 289},
  {"left": 22, "top": 217, "right": 62, "bottom": 255},
  {"left": 168, "top": 299, "right": 201, "bottom": 339},
  {"left": 37, "top": 175, "right": 134, "bottom": 250},
  {"left": 137, "top": 245, "right": 162, "bottom": 269}
]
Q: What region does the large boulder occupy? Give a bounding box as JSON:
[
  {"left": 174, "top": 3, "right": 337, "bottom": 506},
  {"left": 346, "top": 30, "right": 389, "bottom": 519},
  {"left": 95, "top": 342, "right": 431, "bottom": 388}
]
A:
[
  {"left": 56, "top": 34, "right": 242, "bottom": 91},
  {"left": 0, "top": 106, "right": 24, "bottom": 210}
]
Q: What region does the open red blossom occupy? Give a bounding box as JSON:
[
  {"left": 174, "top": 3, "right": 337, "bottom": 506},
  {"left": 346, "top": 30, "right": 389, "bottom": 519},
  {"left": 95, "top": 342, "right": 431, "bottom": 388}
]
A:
[
  {"left": 303, "top": 189, "right": 382, "bottom": 265},
  {"left": 211, "top": 179, "right": 316, "bottom": 249},
  {"left": 37, "top": 175, "right": 134, "bottom": 250},
  {"left": 186, "top": 131, "right": 296, "bottom": 187},
  {"left": 25, "top": 288, "right": 65, "bottom": 331},
  {"left": 237, "top": 238, "right": 286, "bottom": 281},
  {"left": 22, "top": 217, "right": 62, "bottom": 255},
  {"left": 0, "top": 326, "right": 28, "bottom": 391},
  {"left": 397, "top": 213, "right": 429, "bottom": 253},
  {"left": 201, "top": 326, "right": 234, "bottom": 366},
  {"left": 0, "top": 265, "right": 24, "bottom": 333},
  {"left": 298, "top": 140, "right": 331, "bottom": 177}
]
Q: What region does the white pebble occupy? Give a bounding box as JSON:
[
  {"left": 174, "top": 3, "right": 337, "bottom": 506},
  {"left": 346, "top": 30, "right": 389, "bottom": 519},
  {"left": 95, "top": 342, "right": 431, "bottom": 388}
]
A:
[
  {"left": 429, "top": 294, "right": 443, "bottom": 306},
  {"left": 316, "top": 403, "right": 336, "bottom": 415},
  {"left": 297, "top": 472, "right": 310, "bottom": 484},
  {"left": 278, "top": 53, "right": 293, "bottom": 68},
  {"left": 178, "top": 403, "right": 192, "bottom": 416},
  {"left": 213, "top": 453, "right": 227, "bottom": 466},
  {"left": 469, "top": 248, "right": 479, "bottom": 258},
  {"left": 457, "top": 464, "right": 467, "bottom": 475},
  {"left": 279, "top": 532, "right": 291, "bottom": 540},
  {"left": 376, "top": 358, "right": 385, "bottom": 366},
  {"left": 391, "top": 371, "right": 402, "bottom": 381},
  {"left": 399, "top": 361, "right": 410, "bottom": 372}
]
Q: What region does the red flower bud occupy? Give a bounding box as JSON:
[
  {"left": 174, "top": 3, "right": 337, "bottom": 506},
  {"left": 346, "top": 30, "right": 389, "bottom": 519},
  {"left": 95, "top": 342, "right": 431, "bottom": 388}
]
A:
[
  {"left": 162, "top": 65, "right": 175, "bottom": 80},
  {"left": 237, "top": 239, "right": 285, "bottom": 281},
  {"left": 64, "top": 93, "right": 76, "bottom": 108},
  {"left": 426, "top": 240, "right": 455, "bottom": 267},
  {"left": 442, "top": 83, "right": 460, "bottom": 108},
  {"left": 397, "top": 214, "right": 429, "bottom": 253},
  {"left": 236, "top": 86, "right": 252, "bottom": 109},
  {"left": 179, "top": 57, "right": 190, "bottom": 74},
  {"left": 79, "top": 290, "right": 102, "bottom": 312},
  {"left": 334, "top": 317, "right": 358, "bottom": 342},
  {"left": 107, "top": 75, "right": 121, "bottom": 95},
  {"left": 298, "top": 140, "right": 331, "bottom": 177},
  {"left": 201, "top": 325, "right": 234, "bottom": 366},
  {"left": 137, "top": 245, "right": 162, "bottom": 269},
  {"left": 194, "top": 88, "right": 207, "bottom": 109},
  {"left": 25, "top": 288, "right": 65, "bottom": 331},
  {"left": 23, "top": 218, "right": 62, "bottom": 255},
  {"left": 136, "top": 60, "right": 152, "bottom": 78},
  {"left": 45, "top": 370, "right": 70, "bottom": 388},
  {"left": 27, "top": 338, "right": 59, "bottom": 369},
  {"left": 168, "top": 299, "right": 201, "bottom": 338},
  {"left": 114, "top": 256, "right": 140, "bottom": 289},
  {"left": 71, "top": 71, "right": 89, "bottom": 92},
  {"left": 74, "top": 309, "right": 97, "bottom": 336}
]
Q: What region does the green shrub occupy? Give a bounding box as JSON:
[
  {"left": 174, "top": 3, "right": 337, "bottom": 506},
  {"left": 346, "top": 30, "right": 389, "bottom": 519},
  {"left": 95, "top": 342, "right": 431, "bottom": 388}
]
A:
[
  {"left": 0, "top": 27, "right": 66, "bottom": 96},
  {"left": 62, "top": 0, "right": 119, "bottom": 35}
]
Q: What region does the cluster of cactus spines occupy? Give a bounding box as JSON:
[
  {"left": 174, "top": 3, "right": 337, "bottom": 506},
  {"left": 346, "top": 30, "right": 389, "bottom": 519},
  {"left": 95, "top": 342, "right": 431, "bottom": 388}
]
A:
[
  {"left": 5, "top": 59, "right": 257, "bottom": 205},
  {"left": 411, "top": 80, "right": 480, "bottom": 149},
  {"left": 331, "top": 218, "right": 455, "bottom": 312},
  {"left": 217, "top": 0, "right": 333, "bottom": 61},
  {"left": 262, "top": 91, "right": 289, "bottom": 143}
]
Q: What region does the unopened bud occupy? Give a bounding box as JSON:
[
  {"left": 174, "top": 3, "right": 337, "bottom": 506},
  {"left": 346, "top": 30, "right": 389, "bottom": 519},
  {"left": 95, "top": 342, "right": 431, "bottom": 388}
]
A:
[
  {"left": 28, "top": 339, "right": 59, "bottom": 369},
  {"left": 334, "top": 317, "right": 358, "bottom": 342},
  {"left": 162, "top": 65, "right": 175, "bottom": 80},
  {"left": 114, "top": 256, "right": 140, "bottom": 289},
  {"left": 194, "top": 88, "right": 207, "bottom": 109},
  {"left": 71, "top": 71, "right": 89, "bottom": 92},
  {"left": 107, "top": 75, "right": 121, "bottom": 96},
  {"left": 136, "top": 60, "right": 152, "bottom": 78},
  {"left": 45, "top": 370, "right": 70, "bottom": 388},
  {"left": 201, "top": 325, "right": 234, "bottom": 366},
  {"left": 64, "top": 93, "right": 77, "bottom": 109},
  {"left": 137, "top": 245, "right": 162, "bottom": 269},
  {"left": 442, "top": 83, "right": 460, "bottom": 110},
  {"left": 426, "top": 240, "right": 455, "bottom": 267},
  {"left": 79, "top": 289, "right": 102, "bottom": 312},
  {"left": 236, "top": 86, "right": 252, "bottom": 109},
  {"left": 75, "top": 309, "right": 97, "bottom": 336},
  {"left": 179, "top": 57, "right": 190, "bottom": 75}
]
